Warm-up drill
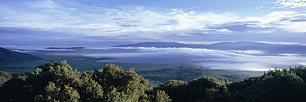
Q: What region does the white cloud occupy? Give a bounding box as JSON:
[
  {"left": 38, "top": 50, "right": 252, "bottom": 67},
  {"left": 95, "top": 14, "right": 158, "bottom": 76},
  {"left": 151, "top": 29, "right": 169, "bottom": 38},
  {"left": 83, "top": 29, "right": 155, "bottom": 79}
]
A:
[
  {"left": 217, "top": 29, "right": 233, "bottom": 33},
  {"left": 254, "top": 6, "right": 264, "bottom": 9},
  {"left": 188, "top": 11, "right": 196, "bottom": 14},
  {"left": 274, "top": 0, "right": 306, "bottom": 8},
  {"left": 278, "top": 22, "right": 306, "bottom": 32},
  {"left": 254, "top": 41, "right": 301, "bottom": 45},
  {"left": 83, "top": 47, "right": 306, "bottom": 71},
  {"left": 248, "top": 30, "right": 276, "bottom": 34},
  {"left": 240, "top": 11, "right": 306, "bottom": 32},
  {"left": 1, "top": 0, "right": 306, "bottom": 45},
  {"left": 6, "top": 0, "right": 304, "bottom": 36},
  {"left": 101, "top": 8, "right": 240, "bottom": 35},
  {"left": 243, "top": 11, "right": 296, "bottom": 26},
  {"left": 278, "top": 53, "right": 300, "bottom": 56},
  {"left": 232, "top": 50, "right": 265, "bottom": 54}
]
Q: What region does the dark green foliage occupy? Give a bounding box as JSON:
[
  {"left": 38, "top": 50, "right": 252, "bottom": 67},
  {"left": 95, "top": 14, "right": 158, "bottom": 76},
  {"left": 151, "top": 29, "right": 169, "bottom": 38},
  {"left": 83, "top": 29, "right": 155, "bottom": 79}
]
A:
[
  {"left": 0, "top": 61, "right": 104, "bottom": 101},
  {"left": 289, "top": 66, "right": 306, "bottom": 81},
  {"left": 90, "top": 64, "right": 152, "bottom": 93},
  {"left": 156, "top": 90, "right": 172, "bottom": 102},
  {"left": 0, "top": 71, "right": 12, "bottom": 86},
  {"left": 0, "top": 61, "right": 172, "bottom": 102},
  {"left": 156, "top": 67, "right": 306, "bottom": 102},
  {"left": 0, "top": 73, "right": 29, "bottom": 101},
  {"left": 88, "top": 64, "right": 154, "bottom": 101},
  {"left": 228, "top": 68, "right": 306, "bottom": 102},
  {"left": 138, "top": 66, "right": 257, "bottom": 83},
  {"left": 185, "top": 76, "right": 231, "bottom": 102},
  {"left": 155, "top": 80, "right": 187, "bottom": 102},
  {"left": 156, "top": 77, "right": 232, "bottom": 102},
  {"left": 2, "top": 61, "right": 306, "bottom": 102},
  {"left": 34, "top": 82, "right": 81, "bottom": 102},
  {"left": 0, "top": 47, "right": 42, "bottom": 64}
]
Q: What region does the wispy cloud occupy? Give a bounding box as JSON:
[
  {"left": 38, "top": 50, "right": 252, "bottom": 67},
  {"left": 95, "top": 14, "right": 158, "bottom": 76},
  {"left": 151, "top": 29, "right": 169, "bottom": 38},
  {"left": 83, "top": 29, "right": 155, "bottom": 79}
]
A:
[
  {"left": 212, "top": 11, "right": 306, "bottom": 33},
  {"left": 254, "top": 6, "right": 264, "bottom": 9},
  {"left": 102, "top": 8, "right": 240, "bottom": 33},
  {"left": 274, "top": 0, "right": 306, "bottom": 8},
  {"left": 1, "top": 0, "right": 306, "bottom": 46}
]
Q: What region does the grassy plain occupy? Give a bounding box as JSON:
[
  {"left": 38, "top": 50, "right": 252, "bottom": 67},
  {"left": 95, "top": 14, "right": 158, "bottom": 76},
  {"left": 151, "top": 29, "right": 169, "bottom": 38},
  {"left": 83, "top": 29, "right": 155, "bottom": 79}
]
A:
[{"left": 0, "top": 51, "right": 264, "bottom": 86}]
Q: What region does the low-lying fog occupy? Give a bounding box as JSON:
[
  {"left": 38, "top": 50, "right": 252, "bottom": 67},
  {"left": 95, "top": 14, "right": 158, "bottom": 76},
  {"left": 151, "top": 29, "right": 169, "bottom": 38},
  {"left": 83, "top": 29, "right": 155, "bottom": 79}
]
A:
[
  {"left": 84, "top": 47, "right": 306, "bottom": 71},
  {"left": 2, "top": 43, "right": 306, "bottom": 71}
]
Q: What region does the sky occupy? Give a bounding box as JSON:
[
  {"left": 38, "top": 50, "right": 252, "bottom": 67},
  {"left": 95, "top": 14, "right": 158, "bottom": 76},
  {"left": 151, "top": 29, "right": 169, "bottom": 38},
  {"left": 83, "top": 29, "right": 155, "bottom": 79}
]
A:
[{"left": 1, "top": 0, "right": 306, "bottom": 46}]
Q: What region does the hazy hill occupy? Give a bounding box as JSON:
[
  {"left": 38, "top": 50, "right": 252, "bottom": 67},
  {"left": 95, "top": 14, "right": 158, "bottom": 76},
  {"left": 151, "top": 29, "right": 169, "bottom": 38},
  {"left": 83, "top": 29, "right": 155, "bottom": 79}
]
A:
[
  {"left": 114, "top": 42, "right": 195, "bottom": 48},
  {"left": 0, "top": 47, "right": 42, "bottom": 64},
  {"left": 45, "top": 46, "right": 86, "bottom": 50}
]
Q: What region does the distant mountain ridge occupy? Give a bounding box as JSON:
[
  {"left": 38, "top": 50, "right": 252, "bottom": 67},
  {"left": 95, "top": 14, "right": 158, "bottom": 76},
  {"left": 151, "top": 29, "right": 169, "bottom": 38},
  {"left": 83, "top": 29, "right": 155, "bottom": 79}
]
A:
[
  {"left": 114, "top": 41, "right": 306, "bottom": 55},
  {"left": 114, "top": 42, "right": 197, "bottom": 48},
  {"left": 0, "top": 47, "right": 42, "bottom": 64},
  {"left": 45, "top": 47, "right": 86, "bottom": 50}
]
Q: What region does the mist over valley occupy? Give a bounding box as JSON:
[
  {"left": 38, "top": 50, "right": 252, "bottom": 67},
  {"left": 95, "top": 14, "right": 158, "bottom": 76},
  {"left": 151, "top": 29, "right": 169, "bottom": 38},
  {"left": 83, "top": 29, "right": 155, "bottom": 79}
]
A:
[{"left": 2, "top": 41, "right": 306, "bottom": 71}]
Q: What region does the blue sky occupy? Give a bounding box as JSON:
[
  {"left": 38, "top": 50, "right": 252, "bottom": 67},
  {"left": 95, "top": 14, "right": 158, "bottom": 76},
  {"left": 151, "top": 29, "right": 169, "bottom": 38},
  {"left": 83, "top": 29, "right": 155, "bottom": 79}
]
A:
[{"left": 1, "top": 0, "right": 306, "bottom": 46}]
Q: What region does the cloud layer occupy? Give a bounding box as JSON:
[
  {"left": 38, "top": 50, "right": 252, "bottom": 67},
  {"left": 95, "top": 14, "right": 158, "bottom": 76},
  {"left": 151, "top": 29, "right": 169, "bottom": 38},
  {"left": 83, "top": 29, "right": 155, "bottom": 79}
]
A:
[
  {"left": 83, "top": 47, "right": 306, "bottom": 71},
  {"left": 275, "top": 0, "right": 306, "bottom": 8},
  {"left": 0, "top": 0, "right": 306, "bottom": 46}
]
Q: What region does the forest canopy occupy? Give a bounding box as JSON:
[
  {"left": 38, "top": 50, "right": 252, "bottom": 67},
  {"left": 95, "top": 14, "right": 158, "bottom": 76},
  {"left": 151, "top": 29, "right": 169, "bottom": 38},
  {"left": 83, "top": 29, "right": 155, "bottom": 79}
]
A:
[{"left": 1, "top": 61, "right": 306, "bottom": 102}]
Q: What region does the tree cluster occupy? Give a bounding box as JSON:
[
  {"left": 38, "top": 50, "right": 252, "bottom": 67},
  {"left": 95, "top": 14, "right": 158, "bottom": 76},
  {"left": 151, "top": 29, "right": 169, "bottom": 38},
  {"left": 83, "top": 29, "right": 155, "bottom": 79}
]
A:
[
  {"left": 156, "top": 66, "right": 306, "bottom": 102},
  {"left": 0, "top": 61, "right": 170, "bottom": 102},
  {"left": 1, "top": 61, "right": 306, "bottom": 102}
]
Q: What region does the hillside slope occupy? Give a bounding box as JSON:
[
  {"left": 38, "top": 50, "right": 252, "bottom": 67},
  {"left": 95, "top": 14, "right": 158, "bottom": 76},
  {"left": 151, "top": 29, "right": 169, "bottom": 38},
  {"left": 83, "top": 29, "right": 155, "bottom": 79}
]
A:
[{"left": 0, "top": 47, "right": 42, "bottom": 64}]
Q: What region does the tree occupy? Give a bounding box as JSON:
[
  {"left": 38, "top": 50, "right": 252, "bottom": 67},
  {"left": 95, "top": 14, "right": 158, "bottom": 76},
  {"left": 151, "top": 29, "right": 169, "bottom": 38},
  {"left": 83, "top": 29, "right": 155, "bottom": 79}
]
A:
[
  {"left": 156, "top": 90, "right": 172, "bottom": 102},
  {"left": 89, "top": 64, "right": 153, "bottom": 101},
  {"left": 228, "top": 68, "right": 306, "bottom": 102},
  {"left": 4, "top": 61, "right": 306, "bottom": 102},
  {"left": 0, "top": 61, "right": 104, "bottom": 101},
  {"left": 155, "top": 80, "right": 187, "bottom": 102},
  {"left": 0, "top": 71, "right": 12, "bottom": 86},
  {"left": 35, "top": 82, "right": 80, "bottom": 102}
]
